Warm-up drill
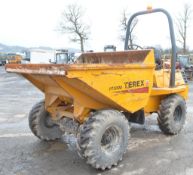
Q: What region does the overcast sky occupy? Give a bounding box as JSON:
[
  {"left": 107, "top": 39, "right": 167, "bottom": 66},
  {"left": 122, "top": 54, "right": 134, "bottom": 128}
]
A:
[{"left": 0, "top": 0, "right": 192, "bottom": 51}]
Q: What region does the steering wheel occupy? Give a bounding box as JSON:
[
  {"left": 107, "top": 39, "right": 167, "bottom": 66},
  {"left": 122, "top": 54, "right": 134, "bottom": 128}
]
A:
[{"left": 128, "top": 44, "right": 143, "bottom": 50}]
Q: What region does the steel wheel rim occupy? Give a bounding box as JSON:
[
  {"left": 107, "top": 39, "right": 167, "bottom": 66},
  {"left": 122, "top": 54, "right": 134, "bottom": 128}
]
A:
[
  {"left": 174, "top": 105, "right": 182, "bottom": 122},
  {"left": 101, "top": 126, "right": 121, "bottom": 153}
]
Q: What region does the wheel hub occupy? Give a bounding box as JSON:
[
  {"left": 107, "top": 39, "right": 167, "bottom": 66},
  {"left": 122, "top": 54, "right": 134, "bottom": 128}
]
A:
[
  {"left": 101, "top": 126, "right": 121, "bottom": 152},
  {"left": 174, "top": 105, "right": 182, "bottom": 122}
]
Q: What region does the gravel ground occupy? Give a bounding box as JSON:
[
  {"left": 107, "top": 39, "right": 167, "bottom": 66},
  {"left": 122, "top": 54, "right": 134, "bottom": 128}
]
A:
[{"left": 1, "top": 66, "right": 193, "bottom": 175}]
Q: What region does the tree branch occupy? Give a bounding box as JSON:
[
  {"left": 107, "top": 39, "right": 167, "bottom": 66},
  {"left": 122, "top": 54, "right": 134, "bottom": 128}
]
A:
[{"left": 59, "top": 4, "right": 90, "bottom": 52}]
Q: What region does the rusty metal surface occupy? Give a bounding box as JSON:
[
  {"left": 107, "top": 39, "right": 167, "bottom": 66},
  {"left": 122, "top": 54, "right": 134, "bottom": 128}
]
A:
[
  {"left": 5, "top": 50, "right": 152, "bottom": 75},
  {"left": 5, "top": 64, "right": 155, "bottom": 76},
  {"left": 76, "top": 50, "right": 150, "bottom": 64},
  {"left": 5, "top": 64, "right": 68, "bottom": 75}
]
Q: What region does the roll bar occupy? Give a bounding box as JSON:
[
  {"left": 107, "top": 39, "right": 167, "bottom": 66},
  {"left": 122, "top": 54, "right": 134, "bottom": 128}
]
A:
[{"left": 124, "top": 8, "right": 177, "bottom": 87}]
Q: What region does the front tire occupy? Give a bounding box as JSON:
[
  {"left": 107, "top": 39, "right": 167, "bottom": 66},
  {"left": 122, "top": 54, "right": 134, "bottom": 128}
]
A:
[
  {"left": 29, "top": 100, "right": 62, "bottom": 141},
  {"left": 78, "top": 110, "right": 129, "bottom": 170},
  {"left": 158, "top": 94, "right": 186, "bottom": 135}
]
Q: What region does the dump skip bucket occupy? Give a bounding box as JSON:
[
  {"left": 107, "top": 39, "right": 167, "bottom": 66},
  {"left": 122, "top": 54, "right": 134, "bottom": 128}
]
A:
[{"left": 6, "top": 50, "right": 155, "bottom": 119}]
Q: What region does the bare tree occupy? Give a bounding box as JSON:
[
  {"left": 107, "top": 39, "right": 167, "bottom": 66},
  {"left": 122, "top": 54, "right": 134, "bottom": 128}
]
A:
[
  {"left": 120, "top": 9, "right": 138, "bottom": 47},
  {"left": 176, "top": 4, "right": 192, "bottom": 54},
  {"left": 59, "top": 4, "right": 90, "bottom": 52}
]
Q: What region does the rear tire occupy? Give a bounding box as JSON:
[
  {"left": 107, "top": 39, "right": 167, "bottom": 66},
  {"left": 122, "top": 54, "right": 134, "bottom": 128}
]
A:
[
  {"left": 78, "top": 110, "right": 129, "bottom": 170},
  {"left": 158, "top": 94, "right": 186, "bottom": 135},
  {"left": 29, "top": 100, "right": 62, "bottom": 141}
]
